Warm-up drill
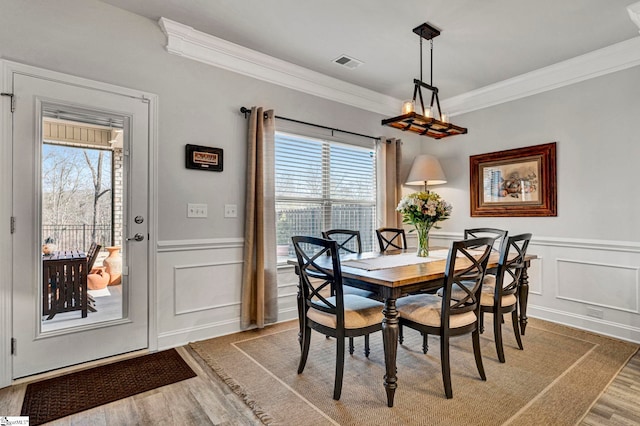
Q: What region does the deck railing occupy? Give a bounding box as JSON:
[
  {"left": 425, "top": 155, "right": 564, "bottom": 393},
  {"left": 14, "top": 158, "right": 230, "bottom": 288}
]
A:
[{"left": 42, "top": 224, "right": 112, "bottom": 252}]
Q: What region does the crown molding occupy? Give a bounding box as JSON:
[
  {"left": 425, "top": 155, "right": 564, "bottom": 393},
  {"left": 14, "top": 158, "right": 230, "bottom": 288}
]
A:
[
  {"left": 158, "top": 17, "right": 400, "bottom": 116},
  {"left": 159, "top": 17, "right": 640, "bottom": 119},
  {"left": 442, "top": 36, "right": 640, "bottom": 116},
  {"left": 629, "top": 2, "right": 640, "bottom": 31}
]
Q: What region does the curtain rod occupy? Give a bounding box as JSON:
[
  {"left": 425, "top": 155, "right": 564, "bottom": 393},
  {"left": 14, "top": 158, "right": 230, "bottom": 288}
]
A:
[{"left": 239, "top": 106, "right": 380, "bottom": 141}]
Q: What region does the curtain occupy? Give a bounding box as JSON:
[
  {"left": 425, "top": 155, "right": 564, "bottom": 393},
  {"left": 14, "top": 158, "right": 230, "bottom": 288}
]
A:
[
  {"left": 376, "top": 137, "right": 403, "bottom": 229},
  {"left": 241, "top": 106, "right": 278, "bottom": 329}
]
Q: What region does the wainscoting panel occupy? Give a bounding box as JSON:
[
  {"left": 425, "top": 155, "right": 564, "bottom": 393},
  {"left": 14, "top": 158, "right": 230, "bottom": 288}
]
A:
[
  {"left": 157, "top": 238, "right": 246, "bottom": 349},
  {"left": 556, "top": 259, "right": 639, "bottom": 313},
  {"left": 431, "top": 232, "right": 640, "bottom": 343},
  {"left": 156, "top": 235, "right": 640, "bottom": 349},
  {"left": 174, "top": 260, "right": 244, "bottom": 315}
]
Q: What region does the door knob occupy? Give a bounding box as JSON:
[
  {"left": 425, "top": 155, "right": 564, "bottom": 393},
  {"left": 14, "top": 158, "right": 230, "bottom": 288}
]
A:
[{"left": 127, "top": 233, "right": 144, "bottom": 242}]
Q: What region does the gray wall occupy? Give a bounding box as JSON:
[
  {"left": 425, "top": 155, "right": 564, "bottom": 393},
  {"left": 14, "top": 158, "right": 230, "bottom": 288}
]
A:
[
  {"left": 430, "top": 66, "right": 640, "bottom": 242},
  {"left": 0, "top": 0, "right": 423, "bottom": 242}
]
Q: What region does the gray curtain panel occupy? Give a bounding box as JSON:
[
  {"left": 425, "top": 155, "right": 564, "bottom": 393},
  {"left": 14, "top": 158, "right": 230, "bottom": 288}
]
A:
[{"left": 241, "top": 106, "right": 278, "bottom": 328}]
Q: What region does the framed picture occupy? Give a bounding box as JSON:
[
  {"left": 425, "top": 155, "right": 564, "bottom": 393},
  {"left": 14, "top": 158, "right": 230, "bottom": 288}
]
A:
[
  {"left": 185, "top": 144, "right": 223, "bottom": 172},
  {"left": 470, "top": 142, "right": 557, "bottom": 217}
]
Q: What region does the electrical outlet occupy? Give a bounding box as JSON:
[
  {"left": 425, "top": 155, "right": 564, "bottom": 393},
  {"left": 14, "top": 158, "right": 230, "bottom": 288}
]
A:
[
  {"left": 187, "top": 203, "right": 208, "bottom": 218},
  {"left": 224, "top": 204, "right": 237, "bottom": 218}
]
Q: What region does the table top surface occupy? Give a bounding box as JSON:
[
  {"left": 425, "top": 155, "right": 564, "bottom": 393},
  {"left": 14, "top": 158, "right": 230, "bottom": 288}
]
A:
[
  {"left": 289, "top": 248, "right": 536, "bottom": 289},
  {"left": 42, "top": 250, "right": 87, "bottom": 261}
]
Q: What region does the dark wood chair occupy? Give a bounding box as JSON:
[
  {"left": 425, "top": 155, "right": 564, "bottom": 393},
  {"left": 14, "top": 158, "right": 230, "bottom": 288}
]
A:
[
  {"left": 396, "top": 237, "right": 494, "bottom": 398},
  {"left": 87, "top": 242, "right": 102, "bottom": 271},
  {"left": 322, "top": 229, "right": 376, "bottom": 356},
  {"left": 376, "top": 227, "right": 407, "bottom": 252},
  {"left": 464, "top": 228, "right": 507, "bottom": 252},
  {"left": 478, "top": 233, "right": 532, "bottom": 363},
  {"left": 322, "top": 229, "right": 362, "bottom": 255},
  {"left": 292, "top": 235, "right": 384, "bottom": 400},
  {"left": 86, "top": 242, "right": 102, "bottom": 312}
]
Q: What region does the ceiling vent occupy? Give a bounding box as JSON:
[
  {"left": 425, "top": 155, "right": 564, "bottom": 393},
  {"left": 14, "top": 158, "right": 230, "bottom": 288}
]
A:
[{"left": 332, "top": 54, "right": 364, "bottom": 70}]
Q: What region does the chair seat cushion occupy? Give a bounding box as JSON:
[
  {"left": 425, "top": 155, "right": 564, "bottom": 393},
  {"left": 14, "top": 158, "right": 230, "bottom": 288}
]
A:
[
  {"left": 479, "top": 288, "right": 517, "bottom": 307},
  {"left": 396, "top": 294, "right": 477, "bottom": 328},
  {"left": 308, "top": 295, "right": 384, "bottom": 329}
]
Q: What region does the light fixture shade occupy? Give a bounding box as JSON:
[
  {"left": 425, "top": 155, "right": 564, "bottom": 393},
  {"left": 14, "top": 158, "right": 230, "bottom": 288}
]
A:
[{"left": 405, "top": 154, "right": 447, "bottom": 186}]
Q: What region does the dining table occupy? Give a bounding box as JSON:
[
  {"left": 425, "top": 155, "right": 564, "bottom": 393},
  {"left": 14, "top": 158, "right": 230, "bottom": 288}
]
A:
[
  {"left": 42, "top": 250, "right": 89, "bottom": 320},
  {"left": 290, "top": 247, "right": 536, "bottom": 407}
]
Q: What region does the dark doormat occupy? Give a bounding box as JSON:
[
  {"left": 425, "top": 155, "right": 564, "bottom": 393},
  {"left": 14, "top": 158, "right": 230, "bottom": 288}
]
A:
[{"left": 21, "top": 348, "right": 197, "bottom": 425}]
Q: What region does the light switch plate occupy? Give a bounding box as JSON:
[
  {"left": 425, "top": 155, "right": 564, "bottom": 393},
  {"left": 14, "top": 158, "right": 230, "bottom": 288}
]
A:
[
  {"left": 224, "top": 204, "right": 237, "bottom": 218},
  {"left": 187, "top": 203, "right": 208, "bottom": 218}
]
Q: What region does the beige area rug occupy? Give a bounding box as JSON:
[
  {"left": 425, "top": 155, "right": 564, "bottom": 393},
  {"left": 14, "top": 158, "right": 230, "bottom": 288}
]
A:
[{"left": 190, "top": 318, "right": 638, "bottom": 425}]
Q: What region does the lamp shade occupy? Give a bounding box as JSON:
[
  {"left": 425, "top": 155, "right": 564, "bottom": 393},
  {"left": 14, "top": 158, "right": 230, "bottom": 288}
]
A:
[{"left": 405, "top": 154, "right": 447, "bottom": 186}]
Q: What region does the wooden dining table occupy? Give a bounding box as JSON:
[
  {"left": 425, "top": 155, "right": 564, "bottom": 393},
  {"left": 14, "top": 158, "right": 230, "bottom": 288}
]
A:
[{"left": 291, "top": 248, "right": 535, "bottom": 407}]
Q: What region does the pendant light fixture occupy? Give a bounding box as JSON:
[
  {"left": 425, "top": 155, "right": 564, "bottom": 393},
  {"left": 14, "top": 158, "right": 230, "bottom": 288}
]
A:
[{"left": 382, "top": 23, "right": 467, "bottom": 139}]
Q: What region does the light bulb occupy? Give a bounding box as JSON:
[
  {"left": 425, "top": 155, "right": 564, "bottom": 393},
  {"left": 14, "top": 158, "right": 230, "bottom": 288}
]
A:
[{"left": 402, "top": 100, "right": 415, "bottom": 114}]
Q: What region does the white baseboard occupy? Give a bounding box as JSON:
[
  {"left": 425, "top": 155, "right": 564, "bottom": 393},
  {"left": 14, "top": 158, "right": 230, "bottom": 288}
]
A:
[
  {"left": 528, "top": 305, "right": 640, "bottom": 344},
  {"left": 157, "top": 307, "right": 299, "bottom": 350}
]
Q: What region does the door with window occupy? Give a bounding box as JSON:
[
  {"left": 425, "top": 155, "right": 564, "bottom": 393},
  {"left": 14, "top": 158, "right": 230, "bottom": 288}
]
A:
[{"left": 10, "top": 68, "right": 150, "bottom": 378}]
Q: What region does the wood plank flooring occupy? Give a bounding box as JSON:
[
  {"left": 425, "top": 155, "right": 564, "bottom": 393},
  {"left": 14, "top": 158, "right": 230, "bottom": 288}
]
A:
[{"left": 1, "top": 342, "right": 639, "bottom": 425}]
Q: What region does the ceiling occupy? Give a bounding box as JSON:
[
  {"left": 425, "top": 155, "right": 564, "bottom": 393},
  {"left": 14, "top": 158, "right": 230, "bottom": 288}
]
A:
[{"left": 100, "top": 0, "right": 639, "bottom": 101}]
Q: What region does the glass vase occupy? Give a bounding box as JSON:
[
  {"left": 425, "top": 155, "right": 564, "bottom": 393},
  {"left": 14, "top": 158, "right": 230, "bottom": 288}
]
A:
[{"left": 414, "top": 222, "right": 432, "bottom": 257}]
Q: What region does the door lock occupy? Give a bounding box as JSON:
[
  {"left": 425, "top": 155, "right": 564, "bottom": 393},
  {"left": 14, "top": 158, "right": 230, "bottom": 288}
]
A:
[{"left": 127, "top": 233, "right": 145, "bottom": 242}]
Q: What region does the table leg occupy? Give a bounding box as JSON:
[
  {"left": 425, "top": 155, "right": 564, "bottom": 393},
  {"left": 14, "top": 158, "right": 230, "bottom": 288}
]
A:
[
  {"left": 519, "top": 263, "right": 530, "bottom": 335},
  {"left": 382, "top": 297, "right": 399, "bottom": 407}
]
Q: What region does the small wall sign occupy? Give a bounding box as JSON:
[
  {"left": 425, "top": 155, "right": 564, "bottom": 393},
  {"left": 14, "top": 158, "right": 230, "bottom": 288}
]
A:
[{"left": 185, "top": 144, "right": 223, "bottom": 172}]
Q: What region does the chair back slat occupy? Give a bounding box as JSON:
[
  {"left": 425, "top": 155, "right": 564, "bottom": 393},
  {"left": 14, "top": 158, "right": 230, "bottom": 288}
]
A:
[
  {"left": 495, "top": 233, "right": 532, "bottom": 299},
  {"left": 441, "top": 237, "right": 495, "bottom": 321},
  {"left": 322, "top": 229, "right": 362, "bottom": 255},
  {"left": 292, "top": 236, "right": 345, "bottom": 324},
  {"left": 86, "top": 242, "right": 102, "bottom": 270},
  {"left": 376, "top": 227, "right": 407, "bottom": 252},
  {"left": 464, "top": 228, "right": 507, "bottom": 254}
]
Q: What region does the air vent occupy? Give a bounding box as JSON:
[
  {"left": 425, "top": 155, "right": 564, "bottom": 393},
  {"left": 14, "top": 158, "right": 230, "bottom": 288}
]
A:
[{"left": 332, "top": 55, "right": 364, "bottom": 70}]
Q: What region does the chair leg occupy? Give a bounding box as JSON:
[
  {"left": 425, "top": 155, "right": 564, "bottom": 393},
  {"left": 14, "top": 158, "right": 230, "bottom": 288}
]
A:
[
  {"left": 399, "top": 323, "right": 404, "bottom": 344},
  {"left": 440, "top": 335, "right": 452, "bottom": 399},
  {"left": 479, "top": 311, "right": 485, "bottom": 333},
  {"left": 364, "top": 334, "right": 370, "bottom": 357},
  {"left": 511, "top": 310, "right": 524, "bottom": 350},
  {"left": 298, "top": 325, "right": 312, "bottom": 374},
  {"left": 349, "top": 337, "right": 355, "bottom": 355},
  {"left": 334, "top": 336, "right": 345, "bottom": 400},
  {"left": 494, "top": 311, "right": 505, "bottom": 363},
  {"left": 472, "top": 328, "right": 486, "bottom": 381},
  {"left": 422, "top": 333, "right": 429, "bottom": 354}
]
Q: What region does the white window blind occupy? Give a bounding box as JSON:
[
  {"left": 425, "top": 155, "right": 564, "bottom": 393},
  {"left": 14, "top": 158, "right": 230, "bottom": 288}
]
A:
[{"left": 275, "top": 132, "right": 377, "bottom": 258}]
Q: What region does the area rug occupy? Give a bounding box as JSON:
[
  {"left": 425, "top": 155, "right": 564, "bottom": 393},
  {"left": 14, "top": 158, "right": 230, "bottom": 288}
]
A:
[
  {"left": 21, "top": 348, "right": 196, "bottom": 425},
  {"left": 190, "top": 318, "right": 638, "bottom": 426}
]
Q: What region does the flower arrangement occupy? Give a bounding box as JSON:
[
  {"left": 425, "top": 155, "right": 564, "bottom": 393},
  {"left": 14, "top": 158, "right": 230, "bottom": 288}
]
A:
[{"left": 396, "top": 191, "right": 452, "bottom": 256}]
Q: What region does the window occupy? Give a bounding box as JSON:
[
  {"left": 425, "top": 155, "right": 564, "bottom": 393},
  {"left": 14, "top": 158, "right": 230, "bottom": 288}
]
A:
[{"left": 275, "top": 132, "right": 377, "bottom": 259}]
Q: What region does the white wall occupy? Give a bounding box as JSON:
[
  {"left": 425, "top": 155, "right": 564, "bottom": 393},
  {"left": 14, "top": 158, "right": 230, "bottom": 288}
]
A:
[{"left": 1, "top": 0, "right": 638, "bottom": 387}]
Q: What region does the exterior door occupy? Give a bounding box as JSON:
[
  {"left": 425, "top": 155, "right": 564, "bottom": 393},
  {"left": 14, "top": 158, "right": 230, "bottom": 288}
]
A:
[{"left": 11, "top": 70, "right": 150, "bottom": 378}]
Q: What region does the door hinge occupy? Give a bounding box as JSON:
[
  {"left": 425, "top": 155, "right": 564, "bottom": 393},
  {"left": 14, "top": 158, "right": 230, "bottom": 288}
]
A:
[
  {"left": 11, "top": 338, "right": 16, "bottom": 355},
  {"left": 10, "top": 216, "right": 15, "bottom": 234},
  {"left": 1, "top": 92, "right": 15, "bottom": 113}
]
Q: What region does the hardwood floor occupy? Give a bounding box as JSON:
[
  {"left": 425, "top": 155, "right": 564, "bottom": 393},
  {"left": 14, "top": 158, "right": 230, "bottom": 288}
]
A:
[
  {"left": 1, "top": 341, "right": 639, "bottom": 425},
  {"left": 581, "top": 352, "right": 640, "bottom": 425}
]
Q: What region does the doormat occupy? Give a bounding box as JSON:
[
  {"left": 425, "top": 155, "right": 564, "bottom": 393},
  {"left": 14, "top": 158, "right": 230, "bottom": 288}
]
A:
[{"left": 21, "top": 348, "right": 196, "bottom": 425}]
